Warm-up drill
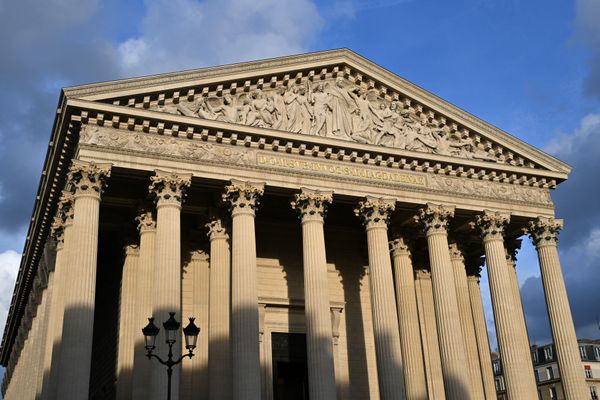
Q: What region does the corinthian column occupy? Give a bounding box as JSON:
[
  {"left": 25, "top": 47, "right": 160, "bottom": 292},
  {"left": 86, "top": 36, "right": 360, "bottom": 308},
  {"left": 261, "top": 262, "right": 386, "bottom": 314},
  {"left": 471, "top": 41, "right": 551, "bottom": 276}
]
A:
[
  {"left": 389, "top": 237, "right": 428, "bottom": 400},
  {"left": 206, "top": 218, "right": 231, "bottom": 400},
  {"left": 149, "top": 170, "right": 192, "bottom": 400},
  {"left": 291, "top": 188, "right": 337, "bottom": 400},
  {"left": 222, "top": 179, "right": 264, "bottom": 400},
  {"left": 355, "top": 197, "right": 406, "bottom": 400},
  {"left": 57, "top": 160, "right": 111, "bottom": 400},
  {"left": 448, "top": 243, "right": 484, "bottom": 399},
  {"left": 526, "top": 217, "right": 589, "bottom": 399},
  {"left": 132, "top": 210, "right": 156, "bottom": 400},
  {"left": 473, "top": 211, "right": 537, "bottom": 399},
  {"left": 42, "top": 192, "right": 73, "bottom": 400},
  {"left": 116, "top": 244, "right": 140, "bottom": 400},
  {"left": 465, "top": 266, "right": 497, "bottom": 400},
  {"left": 415, "top": 204, "right": 469, "bottom": 400}
]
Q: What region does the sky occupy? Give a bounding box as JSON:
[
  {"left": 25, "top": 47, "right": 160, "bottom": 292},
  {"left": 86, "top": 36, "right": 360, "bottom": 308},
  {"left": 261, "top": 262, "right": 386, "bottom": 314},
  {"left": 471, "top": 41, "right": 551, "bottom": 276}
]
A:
[{"left": 1, "top": 0, "right": 600, "bottom": 388}]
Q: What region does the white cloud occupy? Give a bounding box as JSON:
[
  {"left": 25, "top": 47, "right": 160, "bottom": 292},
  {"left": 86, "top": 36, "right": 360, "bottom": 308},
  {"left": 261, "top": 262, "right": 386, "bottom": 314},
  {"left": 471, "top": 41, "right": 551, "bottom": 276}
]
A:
[
  {"left": 0, "top": 250, "right": 20, "bottom": 339},
  {"left": 117, "top": 0, "right": 324, "bottom": 76},
  {"left": 545, "top": 113, "right": 600, "bottom": 155}
]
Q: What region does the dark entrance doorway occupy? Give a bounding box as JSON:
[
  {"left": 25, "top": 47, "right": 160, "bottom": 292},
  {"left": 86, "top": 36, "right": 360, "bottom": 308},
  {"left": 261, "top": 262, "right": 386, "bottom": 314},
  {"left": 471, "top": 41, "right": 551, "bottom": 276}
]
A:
[{"left": 272, "top": 332, "right": 309, "bottom": 400}]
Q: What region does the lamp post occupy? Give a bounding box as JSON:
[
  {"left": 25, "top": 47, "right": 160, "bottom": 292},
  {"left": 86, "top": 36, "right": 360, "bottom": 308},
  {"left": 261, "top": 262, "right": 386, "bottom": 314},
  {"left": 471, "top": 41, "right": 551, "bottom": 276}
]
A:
[{"left": 142, "top": 312, "right": 201, "bottom": 400}]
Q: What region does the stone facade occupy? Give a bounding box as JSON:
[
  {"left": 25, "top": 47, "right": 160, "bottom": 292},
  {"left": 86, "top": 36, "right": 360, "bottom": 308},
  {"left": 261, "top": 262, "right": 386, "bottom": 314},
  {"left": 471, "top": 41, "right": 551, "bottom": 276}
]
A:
[{"left": 0, "top": 49, "right": 587, "bottom": 400}]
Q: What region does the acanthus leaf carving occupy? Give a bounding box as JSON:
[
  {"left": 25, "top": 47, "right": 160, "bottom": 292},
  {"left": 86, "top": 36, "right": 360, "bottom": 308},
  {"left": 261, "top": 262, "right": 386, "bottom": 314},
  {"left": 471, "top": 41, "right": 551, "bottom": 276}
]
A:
[
  {"left": 525, "top": 217, "right": 563, "bottom": 247},
  {"left": 148, "top": 170, "right": 192, "bottom": 206},
  {"left": 290, "top": 188, "right": 333, "bottom": 223},
  {"left": 355, "top": 196, "right": 395, "bottom": 230},
  {"left": 415, "top": 203, "right": 455, "bottom": 235}
]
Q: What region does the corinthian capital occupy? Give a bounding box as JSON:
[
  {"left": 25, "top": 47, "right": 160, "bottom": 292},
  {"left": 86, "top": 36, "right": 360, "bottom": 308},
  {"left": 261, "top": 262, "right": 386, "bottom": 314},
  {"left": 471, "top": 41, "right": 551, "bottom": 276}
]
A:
[
  {"left": 222, "top": 179, "right": 265, "bottom": 216},
  {"left": 291, "top": 188, "right": 333, "bottom": 223},
  {"left": 67, "top": 160, "right": 112, "bottom": 198},
  {"left": 448, "top": 242, "right": 465, "bottom": 262},
  {"left": 206, "top": 218, "right": 229, "bottom": 241},
  {"left": 472, "top": 210, "right": 510, "bottom": 241},
  {"left": 149, "top": 169, "right": 192, "bottom": 207},
  {"left": 415, "top": 203, "right": 455, "bottom": 235},
  {"left": 389, "top": 236, "right": 411, "bottom": 257},
  {"left": 135, "top": 209, "right": 156, "bottom": 233},
  {"left": 354, "top": 196, "right": 395, "bottom": 230},
  {"left": 525, "top": 217, "right": 563, "bottom": 247}
]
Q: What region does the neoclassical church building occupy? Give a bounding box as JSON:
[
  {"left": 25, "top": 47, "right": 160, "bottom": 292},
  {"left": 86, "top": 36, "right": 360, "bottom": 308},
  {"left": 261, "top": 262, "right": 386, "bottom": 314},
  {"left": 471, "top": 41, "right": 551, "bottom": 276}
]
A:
[{"left": 0, "top": 49, "right": 588, "bottom": 400}]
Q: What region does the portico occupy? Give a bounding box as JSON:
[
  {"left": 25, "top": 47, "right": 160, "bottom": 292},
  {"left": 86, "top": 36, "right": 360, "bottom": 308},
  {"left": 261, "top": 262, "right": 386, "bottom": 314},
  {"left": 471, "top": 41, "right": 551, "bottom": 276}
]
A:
[{"left": 0, "top": 49, "right": 587, "bottom": 400}]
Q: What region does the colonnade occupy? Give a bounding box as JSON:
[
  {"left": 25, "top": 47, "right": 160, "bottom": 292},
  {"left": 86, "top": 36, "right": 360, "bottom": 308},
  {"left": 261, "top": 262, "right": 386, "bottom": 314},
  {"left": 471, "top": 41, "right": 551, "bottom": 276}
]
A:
[{"left": 2, "top": 160, "right": 589, "bottom": 400}]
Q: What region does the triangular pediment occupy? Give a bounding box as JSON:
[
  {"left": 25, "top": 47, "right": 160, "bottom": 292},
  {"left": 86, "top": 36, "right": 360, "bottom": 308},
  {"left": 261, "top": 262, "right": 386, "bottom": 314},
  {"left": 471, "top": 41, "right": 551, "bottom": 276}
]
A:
[{"left": 63, "top": 48, "right": 570, "bottom": 178}]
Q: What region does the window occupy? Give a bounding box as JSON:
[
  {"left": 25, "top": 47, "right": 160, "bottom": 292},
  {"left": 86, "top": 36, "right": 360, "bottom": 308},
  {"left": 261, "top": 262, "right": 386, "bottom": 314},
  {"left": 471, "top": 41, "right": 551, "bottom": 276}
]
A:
[
  {"left": 585, "top": 365, "right": 593, "bottom": 379},
  {"left": 549, "top": 386, "right": 558, "bottom": 400},
  {"left": 580, "top": 345, "right": 588, "bottom": 359},
  {"left": 595, "top": 347, "right": 600, "bottom": 360},
  {"left": 547, "top": 366, "right": 555, "bottom": 380},
  {"left": 535, "top": 369, "right": 540, "bottom": 382},
  {"left": 493, "top": 360, "right": 501, "bottom": 374},
  {"left": 532, "top": 351, "right": 539, "bottom": 364},
  {"left": 591, "top": 385, "right": 598, "bottom": 400},
  {"left": 544, "top": 346, "right": 553, "bottom": 361}
]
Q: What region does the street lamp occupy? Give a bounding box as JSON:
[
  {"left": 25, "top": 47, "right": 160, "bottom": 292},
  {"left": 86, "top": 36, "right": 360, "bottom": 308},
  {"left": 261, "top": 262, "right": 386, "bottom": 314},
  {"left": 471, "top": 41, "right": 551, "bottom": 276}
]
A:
[{"left": 142, "top": 312, "right": 201, "bottom": 400}]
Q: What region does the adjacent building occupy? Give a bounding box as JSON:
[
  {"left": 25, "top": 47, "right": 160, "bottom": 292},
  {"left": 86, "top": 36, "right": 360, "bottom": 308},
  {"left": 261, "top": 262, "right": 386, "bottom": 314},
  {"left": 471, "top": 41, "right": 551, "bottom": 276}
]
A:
[
  {"left": 0, "top": 49, "right": 589, "bottom": 399},
  {"left": 494, "top": 340, "right": 600, "bottom": 400}
]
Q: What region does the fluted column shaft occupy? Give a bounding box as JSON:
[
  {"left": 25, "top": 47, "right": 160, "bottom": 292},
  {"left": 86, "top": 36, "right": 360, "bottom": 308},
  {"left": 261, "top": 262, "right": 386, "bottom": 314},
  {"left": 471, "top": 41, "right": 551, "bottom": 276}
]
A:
[
  {"left": 207, "top": 219, "right": 232, "bottom": 400},
  {"left": 527, "top": 217, "right": 589, "bottom": 399},
  {"left": 356, "top": 197, "right": 406, "bottom": 400},
  {"left": 57, "top": 160, "right": 111, "bottom": 400},
  {"left": 149, "top": 170, "right": 191, "bottom": 400},
  {"left": 390, "top": 238, "right": 428, "bottom": 400},
  {"left": 223, "top": 179, "right": 264, "bottom": 400},
  {"left": 43, "top": 192, "right": 73, "bottom": 400},
  {"left": 416, "top": 204, "right": 469, "bottom": 400},
  {"left": 116, "top": 245, "right": 140, "bottom": 399},
  {"left": 132, "top": 211, "right": 156, "bottom": 400},
  {"left": 505, "top": 247, "right": 531, "bottom": 368},
  {"left": 414, "top": 270, "right": 446, "bottom": 400},
  {"left": 466, "top": 273, "right": 497, "bottom": 399},
  {"left": 448, "top": 244, "right": 484, "bottom": 399},
  {"left": 474, "top": 211, "right": 538, "bottom": 399},
  {"left": 292, "top": 189, "right": 337, "bottom": 400},
  {"left": 36, "top": 267, "right": 54, "bottom": 398}
]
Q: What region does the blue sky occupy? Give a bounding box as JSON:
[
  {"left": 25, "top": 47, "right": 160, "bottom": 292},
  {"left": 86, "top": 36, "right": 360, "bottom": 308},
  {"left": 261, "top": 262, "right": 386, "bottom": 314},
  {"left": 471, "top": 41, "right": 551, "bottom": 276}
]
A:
[{"left": 1, "top": 0, "right": 599, "bottom": 389}]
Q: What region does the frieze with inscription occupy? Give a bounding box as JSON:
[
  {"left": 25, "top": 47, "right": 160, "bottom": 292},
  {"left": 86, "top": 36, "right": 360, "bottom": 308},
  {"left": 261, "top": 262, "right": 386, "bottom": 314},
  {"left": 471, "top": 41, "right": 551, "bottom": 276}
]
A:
[
  {"left": 79, "top": 125, "right": 552, "bottom": 207},
  {"left": 150, "top": 77, "right": 500, "bottom": 163}
]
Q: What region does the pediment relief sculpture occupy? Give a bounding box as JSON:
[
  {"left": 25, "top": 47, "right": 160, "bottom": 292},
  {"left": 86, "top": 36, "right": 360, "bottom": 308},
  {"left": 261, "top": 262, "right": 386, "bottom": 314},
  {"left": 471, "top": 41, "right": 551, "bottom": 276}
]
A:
[{"left": 149, "top": 77, "right": 498, "bottom": 163}]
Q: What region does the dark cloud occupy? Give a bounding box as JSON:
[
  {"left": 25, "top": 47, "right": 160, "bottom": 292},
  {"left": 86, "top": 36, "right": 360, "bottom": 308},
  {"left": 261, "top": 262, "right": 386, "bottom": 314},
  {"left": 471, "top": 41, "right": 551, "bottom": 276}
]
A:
[
  {"left": 576, "top": 0, "right": 600, "bottom": 101},
  {"left": 0, "top": 0, "right": 123, "bottom": 235}
]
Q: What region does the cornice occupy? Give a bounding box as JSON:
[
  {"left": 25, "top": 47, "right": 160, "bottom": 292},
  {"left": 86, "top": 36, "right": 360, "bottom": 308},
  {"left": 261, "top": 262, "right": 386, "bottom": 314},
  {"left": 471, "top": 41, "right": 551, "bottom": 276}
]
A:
[{"left": 62, "top": 48, "right": 570, "bottom": 175}]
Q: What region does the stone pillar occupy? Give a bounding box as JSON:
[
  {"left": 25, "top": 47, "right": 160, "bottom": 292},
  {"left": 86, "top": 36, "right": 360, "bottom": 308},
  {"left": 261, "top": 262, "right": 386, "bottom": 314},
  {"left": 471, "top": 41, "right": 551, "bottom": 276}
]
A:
[
  {"left": 505, "top": 241, "right": 531, "bottom": 366},
  {"left": 149, "top": 170, "right": 192, "bottom": 400},
  {"left": 116, "top": 245, "right": 140, "bottom": 399},
  {"left": 389, "top": 237, "right": 428, "bottom": 400},
  {"left": 188, "top": 250, "right": 210, "bottom": 396},
  {"left": 527, "top": 217, "right": 589, "bottom": 399},
  {"left": 206, "top": 218, "right": 232, "bottom": 400},
  {"left": 291, "top": 188, "right": 337, "bottom": 400},
  {"left": 355, "top": 196, "right": 406, "bottom": 400},
  {"left": 57, "top": 160, "right": 111, "bottom": 400},
  {"left": 42, "top": 191, "right": 73, "bottom": 400},
  {"left": 448, "top": 243, "right": 484, "bottom": 399},
  {"left": 466, "top": 266, "right": 498, "bottom": 400},
  {"left": 415, "top": 203, "right": 469, "bottom": 400},
  {"left": 36, "top": 253, "right": 55, "bottom": 399},
  {"left": 473, "top": 210, "right": 538, "bottom": 399},
  {"left": 222, "top": 179, "right": 264, "bottom": 400},
  {"left": 414, "top": 269, "right": 446, "bottom": 400},
  {"left": 132, "top": 210, "right": 157, "bottom": 400}
]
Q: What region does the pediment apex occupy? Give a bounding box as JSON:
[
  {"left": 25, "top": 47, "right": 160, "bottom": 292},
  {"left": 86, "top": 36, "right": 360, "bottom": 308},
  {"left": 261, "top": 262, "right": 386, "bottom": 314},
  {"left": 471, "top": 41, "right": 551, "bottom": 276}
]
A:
[{"left": 63, "top": 48, "right": 570, "bottom": 176}]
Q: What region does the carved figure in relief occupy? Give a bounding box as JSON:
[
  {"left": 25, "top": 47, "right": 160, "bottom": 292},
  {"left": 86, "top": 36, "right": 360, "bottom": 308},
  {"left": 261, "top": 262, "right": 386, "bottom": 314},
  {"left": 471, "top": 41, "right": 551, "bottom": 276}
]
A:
[
  {"left": 211, "top": 95, "right": 239, "bottom": 124},
  {"left": 285, "top": 85, "right": 313, "bottom": 134},
  {"left": 326, "top": 77, "right": 355, "bottom": 139},
  {"left": 308, "top": 82, "right": 333, "bottom": 136},
  {"left": 270, "top": 87, "right": 288, "bottom": 129}
]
